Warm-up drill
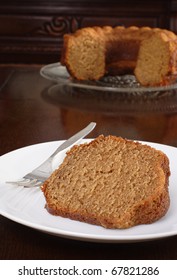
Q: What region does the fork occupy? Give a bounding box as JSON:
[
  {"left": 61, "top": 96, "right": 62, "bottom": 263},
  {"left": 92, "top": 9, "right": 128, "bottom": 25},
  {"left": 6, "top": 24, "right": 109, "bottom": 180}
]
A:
[{"left": 6, "top": 122, "right": 96, "bottom": 187}]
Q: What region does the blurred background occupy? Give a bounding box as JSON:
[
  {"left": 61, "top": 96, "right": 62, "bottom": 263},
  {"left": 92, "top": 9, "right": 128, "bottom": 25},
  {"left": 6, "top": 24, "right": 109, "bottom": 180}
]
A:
[{"left": 0, "top": 0, "right": 177, "bottom": 64}]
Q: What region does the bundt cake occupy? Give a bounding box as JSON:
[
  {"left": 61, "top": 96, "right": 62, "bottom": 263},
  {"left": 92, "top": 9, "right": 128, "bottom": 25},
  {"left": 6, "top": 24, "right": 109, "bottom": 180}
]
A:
[
  {"left": 61, "top": 26, "right": 177, "bottom": 86},
  {"left": 42, "top": 135, "right": 170, "bottom": 229}
]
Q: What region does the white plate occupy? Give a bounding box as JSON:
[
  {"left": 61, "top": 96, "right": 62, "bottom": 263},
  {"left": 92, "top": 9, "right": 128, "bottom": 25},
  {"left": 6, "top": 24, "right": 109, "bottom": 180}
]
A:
[
  {"left": 0, "top": 139, "right": 177, "bottom": 243},
  {"left": 40, "top": 63, "right": 177, "bottom": 93}
]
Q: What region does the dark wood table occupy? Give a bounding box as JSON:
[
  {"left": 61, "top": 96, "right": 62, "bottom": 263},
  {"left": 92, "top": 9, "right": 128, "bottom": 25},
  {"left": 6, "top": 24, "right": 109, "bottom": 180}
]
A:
[{"left": 1, "top": 64, "right": 177, "bottom": 260}]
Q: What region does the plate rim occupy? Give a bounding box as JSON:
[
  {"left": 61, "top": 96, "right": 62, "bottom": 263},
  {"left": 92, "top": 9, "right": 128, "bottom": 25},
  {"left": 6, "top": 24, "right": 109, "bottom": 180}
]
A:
[{"left": 40, "top": 62, "right": 177, "bottom": 93}]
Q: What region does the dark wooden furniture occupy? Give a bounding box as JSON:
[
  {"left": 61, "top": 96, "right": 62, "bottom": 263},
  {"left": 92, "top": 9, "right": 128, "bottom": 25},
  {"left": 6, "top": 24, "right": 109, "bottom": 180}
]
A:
[
  {"left": 1, "top": 64, "right": 177, "bottom": 259},
  {"left": 0, "top": 0, "right": 173, "bottom": 64}
]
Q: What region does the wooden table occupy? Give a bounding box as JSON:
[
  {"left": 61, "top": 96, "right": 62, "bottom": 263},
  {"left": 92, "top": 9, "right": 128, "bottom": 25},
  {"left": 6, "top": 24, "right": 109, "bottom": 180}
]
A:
[{"left": 1, "top": 64, "right": 177, "bottom": 260}]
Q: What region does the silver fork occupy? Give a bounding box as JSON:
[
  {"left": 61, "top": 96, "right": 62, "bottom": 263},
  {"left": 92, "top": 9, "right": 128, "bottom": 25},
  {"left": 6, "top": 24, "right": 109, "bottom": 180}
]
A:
[{"left": 6, "top": 122, "right": 96, "bottom": 187}]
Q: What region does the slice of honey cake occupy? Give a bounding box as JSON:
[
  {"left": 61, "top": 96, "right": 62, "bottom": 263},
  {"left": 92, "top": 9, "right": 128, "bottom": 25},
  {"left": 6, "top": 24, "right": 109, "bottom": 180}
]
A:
[{"left": 42, "top": 135, "right": 170, "bottom": 229}]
